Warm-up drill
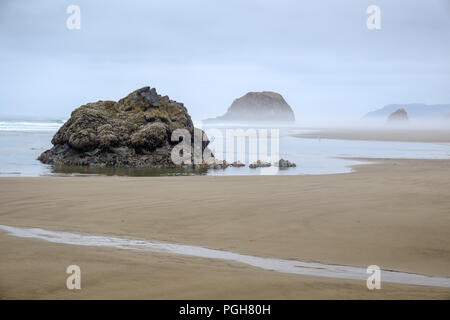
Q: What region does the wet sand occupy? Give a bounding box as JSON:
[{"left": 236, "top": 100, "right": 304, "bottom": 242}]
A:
[
  {"left": 1, "top": 158, "right": 450, "bottom": 299},
  {"left": 293, "top": 128, "right": 450, "bottom": 143}
]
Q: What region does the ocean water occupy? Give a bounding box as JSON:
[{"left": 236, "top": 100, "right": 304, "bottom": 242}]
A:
[
  {"left": 0, "top": 123, "right": 55, "bottom": 176},
  {"left": 0, "top": 120, "right": 449, "bottom": 177}
]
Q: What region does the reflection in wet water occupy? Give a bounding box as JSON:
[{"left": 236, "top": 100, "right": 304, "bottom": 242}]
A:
[{"left": 51, "top": 165, "right": 208, "bottom": 177}]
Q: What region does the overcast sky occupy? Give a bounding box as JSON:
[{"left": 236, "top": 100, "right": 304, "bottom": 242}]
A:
[{"left": 1, "top": 0, "right": 449, "bottom": 122}]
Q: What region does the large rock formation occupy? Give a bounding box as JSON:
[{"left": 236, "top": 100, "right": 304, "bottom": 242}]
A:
[
  {"left": 205, "top": 91, "right": 295, "bottom": 123},
  {"left": 38, "top": 87, "right": 213, "bottom": 168},
  {"left": 387, "top": 108, "right": 408, "bottom": 122}
]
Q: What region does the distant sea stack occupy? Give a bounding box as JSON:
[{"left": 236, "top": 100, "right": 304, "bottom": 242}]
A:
[
  {"left": 38, "top": 87, "right": 213, "bottom": 168},
  {"left": 387, "top": 108, "right": 408, "bottom": 122},
  {"left": 205, "top": 91, "right": 295, "bottom": 123},
  {"left": 364, "top": 103, "right": 450, "bottom": 119}
]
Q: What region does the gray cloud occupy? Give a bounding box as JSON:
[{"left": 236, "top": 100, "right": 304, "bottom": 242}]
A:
[{"left": 1, "top": 0, "right": 449, "bottom": 122}]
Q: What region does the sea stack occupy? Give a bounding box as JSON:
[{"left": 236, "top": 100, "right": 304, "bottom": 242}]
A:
[
  {"left": 38, "top": 87, "right": 213, "bottom": 168},
  {"left": 205, "top": 91, "right": 295, "bottom": 123},
  {"left": 387, "top": 108, "right": 408, "bottom": 122}
]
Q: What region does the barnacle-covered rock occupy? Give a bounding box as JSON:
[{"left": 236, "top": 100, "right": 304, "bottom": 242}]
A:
[{"left": 38, "top": 87, "right": 213, "bottom": 168}]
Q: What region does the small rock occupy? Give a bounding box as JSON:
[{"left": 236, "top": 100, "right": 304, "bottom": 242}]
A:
[
  {"left": 230, "top": 161, "right": 245, "bottom": 167},
  {"left": 208, "top": 159, "right": 229, "bottom": 169},
  {"left": 249, "top": 160, "right": 271, "bottom": 168},
  {"left": 277, "top": 158, "right": 296, "bottom": 168}
]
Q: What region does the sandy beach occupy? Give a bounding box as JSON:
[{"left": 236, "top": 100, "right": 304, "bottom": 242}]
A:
[
  {"left": 1, "top": 158, "right": 449, "bottom": 299},
  {"left": 294, "top": 128, "right": 450, "bottom": 143}
]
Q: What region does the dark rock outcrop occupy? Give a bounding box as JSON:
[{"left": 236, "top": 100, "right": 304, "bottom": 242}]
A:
[
  {"left": 205, "top": 91, "right": 295, "bottom": 123},
  {"left": 277, "top": 159, "right": 296, "bottom": 168},
  {"left": 387, "top": 108, "right": 408, "bottom": 122},
  {"left": 38, "top": 87, "right": 213, "bottom": 168}
]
